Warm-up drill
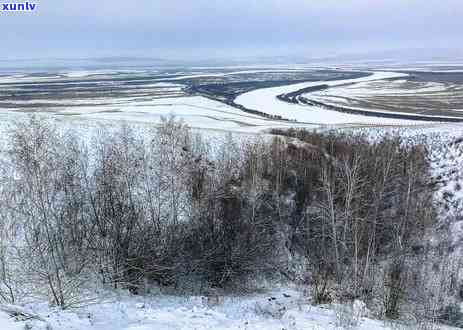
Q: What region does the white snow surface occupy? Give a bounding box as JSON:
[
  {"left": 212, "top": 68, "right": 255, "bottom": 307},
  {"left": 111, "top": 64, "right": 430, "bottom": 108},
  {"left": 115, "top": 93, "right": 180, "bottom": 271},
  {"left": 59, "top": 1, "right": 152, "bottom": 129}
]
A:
[
  {"left": 0, "top": 312, "right": 22, "bottom": 330},
  {"left": 307, "top": 79, "right": 463, "bottom": 118},
  {"left": 0, "top": 95, "right": 320, "bottom": 134},
  {"left": 161, "top": 69, "right": 308, "bottom": 81},
  {"left": 6, "top": 287, "right": 454, "bottom": 330},
  {"left": 0, "top": 70, "right": 445, "bottom": 133},
  {"left": 71, "top": 95, "right": 320, "bottom": 133}
]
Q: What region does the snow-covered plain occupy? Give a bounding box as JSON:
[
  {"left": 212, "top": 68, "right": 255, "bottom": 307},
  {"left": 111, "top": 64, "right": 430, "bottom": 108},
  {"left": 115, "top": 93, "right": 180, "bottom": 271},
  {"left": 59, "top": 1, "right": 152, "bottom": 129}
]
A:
[
  {"left": 307, "top": 79, "right": 463, "bottom": 119},
  {"left": 71, "top": 95, "right": 322, "bottom": 133},
  {"left": 0, "top": 69, "right": 441, "bottom": 134},
  {"left": 0, "top": 95, "right": 320, "bottom": 134}
]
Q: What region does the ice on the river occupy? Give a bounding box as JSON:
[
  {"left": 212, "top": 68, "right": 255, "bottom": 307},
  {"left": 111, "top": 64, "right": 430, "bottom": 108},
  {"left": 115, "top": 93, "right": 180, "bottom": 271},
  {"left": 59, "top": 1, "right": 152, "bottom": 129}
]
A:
[{"left": 234, "top": 71, "right": 430, "bottom": 125}]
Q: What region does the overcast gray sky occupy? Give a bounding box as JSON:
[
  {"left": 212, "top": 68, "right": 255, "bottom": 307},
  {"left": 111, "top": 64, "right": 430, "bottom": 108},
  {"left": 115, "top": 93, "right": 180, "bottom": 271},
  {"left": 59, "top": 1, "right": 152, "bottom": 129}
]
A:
[{"left": 1, "top": 0, "right": 462, "bottom": 60}]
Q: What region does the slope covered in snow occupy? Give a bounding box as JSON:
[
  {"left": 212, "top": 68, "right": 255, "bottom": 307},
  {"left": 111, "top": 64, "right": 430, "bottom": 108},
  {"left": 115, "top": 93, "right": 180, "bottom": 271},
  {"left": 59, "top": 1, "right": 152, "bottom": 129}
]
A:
[{"left": 3, "top": 287, "right": 456, "bottom": 330}]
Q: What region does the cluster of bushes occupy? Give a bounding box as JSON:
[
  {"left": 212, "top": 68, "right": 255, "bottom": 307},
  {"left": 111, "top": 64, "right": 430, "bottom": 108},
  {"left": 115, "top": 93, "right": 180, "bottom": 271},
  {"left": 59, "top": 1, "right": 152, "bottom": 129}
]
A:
[
  {"left": 0, "top": 117, "right": 280, "bottom": 307},
  {"left": 0, "top": 117, "right": 458, "bottom": 323}
]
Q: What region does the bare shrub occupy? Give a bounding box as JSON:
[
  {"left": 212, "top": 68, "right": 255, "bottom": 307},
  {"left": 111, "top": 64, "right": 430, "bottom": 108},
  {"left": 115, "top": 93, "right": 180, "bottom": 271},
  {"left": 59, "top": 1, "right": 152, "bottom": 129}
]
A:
[
  {"left": 311, "top": 271, "right": 333, "bottom": 305},
  {"left": 271, "top": 129, "right": 436, "bottom": 319},
  {"left": 8, "top": 117, "right": 90, "bottom": 307},
  {"left": 334, "top": 303, "right": 360, "bottom": 329},
  {"left": 0, "top": 117, "right": 441, "bottom": 317},
  {"left": 383, "top": 259, "right": 406, "bottom": 319}
]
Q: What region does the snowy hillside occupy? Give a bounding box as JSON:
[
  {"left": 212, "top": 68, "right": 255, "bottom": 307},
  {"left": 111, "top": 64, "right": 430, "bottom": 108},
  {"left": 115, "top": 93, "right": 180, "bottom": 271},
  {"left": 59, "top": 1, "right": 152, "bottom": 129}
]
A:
[
  {"left": 1, "top": 67, "right": 463, "bottom": 330},
  {"left": 2, "top": 287, "right": 458, "bottom": 330}
]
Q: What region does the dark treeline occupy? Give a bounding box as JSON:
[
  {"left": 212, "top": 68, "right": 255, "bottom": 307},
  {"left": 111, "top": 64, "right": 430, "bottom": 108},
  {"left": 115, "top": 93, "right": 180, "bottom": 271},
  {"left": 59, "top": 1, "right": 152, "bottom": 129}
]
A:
[{"left": 0, "top": 117, "right": 460, "bottom": 324}]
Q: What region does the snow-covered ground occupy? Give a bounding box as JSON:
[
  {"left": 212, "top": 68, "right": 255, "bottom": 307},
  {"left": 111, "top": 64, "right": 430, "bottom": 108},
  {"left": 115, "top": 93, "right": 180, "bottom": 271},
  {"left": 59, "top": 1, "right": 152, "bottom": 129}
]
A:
[
  {"left": 307, "top": 79, "right": 463, "bottom": 119},
  {"left": 0, "top": 313, "right": 22, "bottom": 330},
  {"left": 64, "top": 70, "right": 437, "bottom": 130},
  {"left": 73, "top": 96, "right": 323, "bottom": 133},
  {"left": 0, "top": 69, "right": 440, "bottom": 134},
  {"left": 1, "top": 287, "right": 456, "bottom": 330},
  {"left": 0, "top": 96, "right": 321, "bottom": 134}
]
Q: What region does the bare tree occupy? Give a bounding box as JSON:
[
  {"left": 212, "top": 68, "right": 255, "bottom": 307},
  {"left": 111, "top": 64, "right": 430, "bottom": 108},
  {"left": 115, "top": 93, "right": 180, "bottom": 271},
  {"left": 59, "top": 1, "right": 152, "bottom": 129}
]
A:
[{"left": 8, "top": 117, "right": 89, "bottom": 307}]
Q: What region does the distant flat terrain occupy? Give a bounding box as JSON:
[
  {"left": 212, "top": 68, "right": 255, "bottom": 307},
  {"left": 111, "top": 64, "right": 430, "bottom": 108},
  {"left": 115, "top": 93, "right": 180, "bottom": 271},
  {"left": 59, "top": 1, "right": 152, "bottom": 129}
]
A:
[
  {"left": 304, "top": 72, "right": 463, "bottom": 120},
  {"left": 1, "top": 65, "right": 463, "bottom": 132}
]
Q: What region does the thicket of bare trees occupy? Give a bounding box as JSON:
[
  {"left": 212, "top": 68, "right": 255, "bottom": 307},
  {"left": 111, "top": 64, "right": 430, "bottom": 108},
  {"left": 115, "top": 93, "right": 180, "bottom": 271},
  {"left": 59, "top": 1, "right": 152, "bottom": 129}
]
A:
[
  {"left": 276, "top": 130, "right": 433, "bottom": 289},
  {"left": 0, "top": 117, "right": 458, "bottom": 324}
]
